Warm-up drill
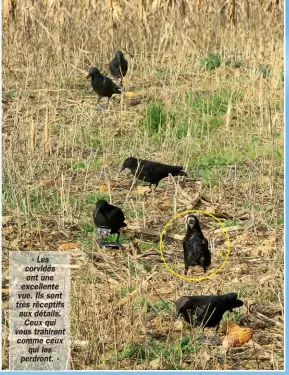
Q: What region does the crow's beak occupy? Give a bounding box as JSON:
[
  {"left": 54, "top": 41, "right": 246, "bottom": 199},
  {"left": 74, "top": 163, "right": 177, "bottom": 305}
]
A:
[
  {"left": 86, "top": 73, "right": 91, "bottom": 79},
  {"left": 119, "top": 165, "right": 125, "bottom": 173}
]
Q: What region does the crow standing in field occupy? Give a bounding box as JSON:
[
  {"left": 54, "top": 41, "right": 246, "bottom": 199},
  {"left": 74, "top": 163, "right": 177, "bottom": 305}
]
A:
[
  {"left": 174, "top": 293, "right": 244, "bottom": 330},
  {"left": 86, "top": 67, "right": 122, "bottom": 109},
  {"left": 93, "top": 200, "right": 127, "bottom": 248},
  {"left": 120, "top": 157, "right": 187, "bottom": 189},
  {"left": 183, "top": 214, "right": 211, "bottom": 275},
  {"left": 109, "top": 50, "right": 128, "bottom": 84}
]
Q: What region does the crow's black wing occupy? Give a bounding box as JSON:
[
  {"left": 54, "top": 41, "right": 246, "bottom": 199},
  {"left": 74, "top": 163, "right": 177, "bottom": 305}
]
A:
[
  {"left": 184, "top": 233, "right": 207, "bottom": 265},
  {"left": 103, "top": 76, "right": 121, "bottom": 94},
  {"left": 177, "top": 296, "right": 217, "bottom": 325},
  {"left": 107, "top": 207, "right": 126, "bottom": 228},
  {"left": 138, "top": 161, "right": 169, "bottom": 183},
  {"left": 109, "top": 59, "right": 120, "bottom": 77},
  {"left": 93, "top": 208, "right": 109, "bottom": 228},
  {"left": 121, "top": 59, "right": 128, "bottom": 75}
]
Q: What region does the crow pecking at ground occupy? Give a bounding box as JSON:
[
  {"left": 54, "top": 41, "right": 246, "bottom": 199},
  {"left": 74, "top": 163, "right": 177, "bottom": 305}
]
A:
[
  {"left": 109, "top": 50, "right": 128, "bottom": 85},
  {"left": 93, "top": 200, "right": 127, "bottom": 248},
  {"left": 120, "top": 156, "right": 187, "bottom": 189},
  {"left": 183, "top": 214, "right": 211, "bottom": 275},
  {"left": 86, "top": 67, "right": 122, "bottom": 109},
  {"left": 174, "top": 293, "right": 244, "bottom": 331}
]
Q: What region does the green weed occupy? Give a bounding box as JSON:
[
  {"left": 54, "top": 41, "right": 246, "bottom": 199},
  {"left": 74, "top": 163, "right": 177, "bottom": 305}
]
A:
[
  {"left": 271, "top": 215, "right": 284, "bottom": 228},
  {"left": 257, "top": 64, "right": 271, "bottom": 78},
  {"left": 225, "top": 59, "right": 244, "bottom": 68},
  {"left": 200, "top": 54, "right": 222, "bottom": 71},
  {"left": 71, "top": 161, "right": 87, "bottom": 170},
  {"left": 222, "top": 219, "right": 238, "bottom": 227},
  {"left": 140, "top": 100, "right": 168, "bottom": 137}
]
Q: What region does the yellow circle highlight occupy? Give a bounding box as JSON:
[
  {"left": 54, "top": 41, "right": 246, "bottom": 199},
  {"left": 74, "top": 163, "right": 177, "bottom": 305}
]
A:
[{"left": 159, "top": 209, "right": 231, "bottom": 281}]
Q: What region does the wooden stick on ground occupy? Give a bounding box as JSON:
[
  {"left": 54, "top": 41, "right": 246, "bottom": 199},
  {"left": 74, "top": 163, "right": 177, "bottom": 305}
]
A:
[{"left": 117, "top": 266, "right": 157, "bottom": 309}]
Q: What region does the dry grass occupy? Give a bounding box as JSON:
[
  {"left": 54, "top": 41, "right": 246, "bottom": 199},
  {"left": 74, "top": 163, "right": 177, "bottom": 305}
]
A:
[{"left": 2, "top": 0, "right": 284, "bottom": 370}]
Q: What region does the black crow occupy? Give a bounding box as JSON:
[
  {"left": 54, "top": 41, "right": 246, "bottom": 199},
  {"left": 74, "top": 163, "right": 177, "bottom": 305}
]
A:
[
  {"left": 93, "top": 200, "right": 127, "bottom": 247},
  {"left": 175, "top": 293, "right": 244, "bottom": 330},
  {"left": 120, "top": 157, "right": 187, "bottom": 189},
  {"left": 109, "top": 50, "right": 128, "bottom": 84},
  {"left": 183, "top": 214, "right": 211, "bottom": 275},
  {"left": 86, "top": 67, "right": 122, "bottom": 109}
]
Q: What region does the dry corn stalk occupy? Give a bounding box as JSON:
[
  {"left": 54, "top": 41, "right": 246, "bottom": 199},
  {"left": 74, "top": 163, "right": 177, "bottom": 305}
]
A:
[
  {"left": 43, "top": 119, "right": 51, "bottom": 156},
  {"left": 229, "top": 0, "right": 236, "bottom": 25},
  {"left": 29, "top": 120, "right": 36, "bottom": 151},
  {"left": 3, "top": 0, "right": 12, "bottom": 19}
]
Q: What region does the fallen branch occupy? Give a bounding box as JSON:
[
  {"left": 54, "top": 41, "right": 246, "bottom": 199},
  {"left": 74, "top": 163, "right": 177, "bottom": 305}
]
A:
[
  {"left": 117, "top": 267, "right": 157, "bottom": 309},
  {"left": 88, "top": 264, "right": 120, "bottom": 286},
  {"left": 127, "top": 225, "right": 183, "bottom": 240},
  {"left": 127, "top": 225, "right": 241, "bottom": 241},
  {"left": 253, "top": 311, "right": 283, "bottom": 328}
]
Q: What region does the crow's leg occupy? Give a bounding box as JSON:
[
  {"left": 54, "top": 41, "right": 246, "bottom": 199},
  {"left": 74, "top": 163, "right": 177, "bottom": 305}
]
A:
[
  {"left": 115, "top": 232, "right": 120, "bottom": 244},
  {"left": 96, "top": 96, "right": 103, "bottom": 111}
]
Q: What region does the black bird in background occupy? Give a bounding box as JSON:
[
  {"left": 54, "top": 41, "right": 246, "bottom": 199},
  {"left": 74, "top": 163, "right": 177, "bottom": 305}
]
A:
[
  {"left": 183, "top": 214, "right": 211, "bottom": 275},
  {"left": 109, "top": 50, "right": 128, "bottom": 84},
  {"left": 87, "top": 67, "right": 122, "bottom": 109},
  {"left": 120, "top": 157, "right": 187, "bottom": 189},
  {"left": 93, "top": 200, "right": 127, "bottom": 248},
  {"left": 175, "top": 293, "right": 244, "bottom": 330}
]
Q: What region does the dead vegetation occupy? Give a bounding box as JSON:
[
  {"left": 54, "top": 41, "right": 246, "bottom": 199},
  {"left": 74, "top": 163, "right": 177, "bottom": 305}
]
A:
[{"left": 2, "top": 0, "right": 284, "bottom": 370}]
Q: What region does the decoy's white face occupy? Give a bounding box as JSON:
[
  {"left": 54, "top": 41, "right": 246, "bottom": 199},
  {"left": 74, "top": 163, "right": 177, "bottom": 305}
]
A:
[{"left": 185, "top": 214, "right": 200, "bottom": 229}]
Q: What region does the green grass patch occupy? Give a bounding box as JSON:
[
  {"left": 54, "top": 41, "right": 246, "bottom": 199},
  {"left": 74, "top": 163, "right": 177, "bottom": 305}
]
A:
[
  {"left": 222, "top": 310, "right": 246, "bottom": 325},
  {"left": 271, "top": 215, "right": 284, "bottom": 228},
  {"left": 85, "top": 192, "right": 109, "bottom": 204},
  {"left": 139, "top": 260, "right": 153, "bottom": 272},
  {"left": 80, "top": 222, "right": 94, "bottom": 235},
  {"left": 71, "top": 161, "right": 87, "bottom": 170},
  {"left": 257, "top": 64, "right": 271, "bottom": 78},
  {"left": 113, "top": 336, "right": 200, "bottom": 368},
  {"left": 118, "top": 287, "right": 136, "bottom": 298},
  {"left": 140, "top": 100, "right": 168, "bottom": 138},
  {"left": 155, "top": 68, "right": 170, "bottom": 82},
  {"left": 225, "top": 59, "right": 244, "bottom": 68},
  {"left": 222, "top": 219, "right": 238, "bottom": 227},
  {"left": 139, "top": 242, "right": 154, "bottom": 250},
  {"left": 200, "top": 54, "right": 221, "bottom": 71},
  {"left": 124, "top": 208, "right": 144, "bottom": 218}
]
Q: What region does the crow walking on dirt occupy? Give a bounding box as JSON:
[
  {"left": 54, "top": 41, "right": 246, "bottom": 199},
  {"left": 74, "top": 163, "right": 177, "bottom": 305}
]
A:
[
  {"left": 120, "top": 157, "right": 187, "bottom": 189},
  {"left": 93, "top": 200, "right": 127, "bottom": 248},
  {"left": 109, "top": 50, "right": 128, "bottom": 84},
  {"left": 174, "top": 293, "right": 244, "bottom": 330},
  {"left": 183, "top": 214, "right": 211, "bottom": 275},
  {"left": 87, "top": 67, "right": 122, "bottom": 109}
]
